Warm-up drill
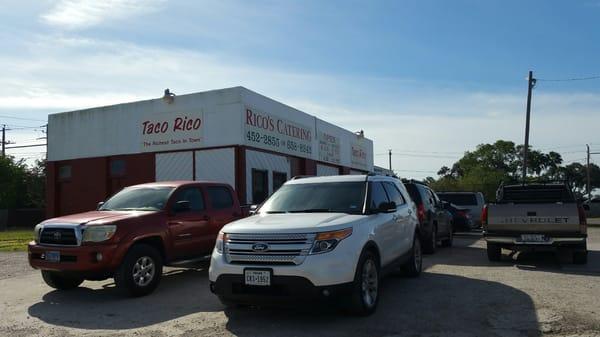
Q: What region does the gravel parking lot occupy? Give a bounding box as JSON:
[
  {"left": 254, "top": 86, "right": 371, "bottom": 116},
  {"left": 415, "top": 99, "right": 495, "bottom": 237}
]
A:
[{"left": 1, "top": 229, "right": 599, "bottom": 337}]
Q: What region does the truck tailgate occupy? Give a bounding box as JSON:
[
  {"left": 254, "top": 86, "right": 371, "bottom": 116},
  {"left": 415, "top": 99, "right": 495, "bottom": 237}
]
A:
[{"left": 487, "top": 203, "right": 580, "bottom": 233}]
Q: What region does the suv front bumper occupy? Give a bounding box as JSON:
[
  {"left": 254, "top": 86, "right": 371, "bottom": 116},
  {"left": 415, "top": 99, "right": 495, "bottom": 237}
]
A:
[{"left": 210, "top": 274, "right": 353, "bottom": 304}]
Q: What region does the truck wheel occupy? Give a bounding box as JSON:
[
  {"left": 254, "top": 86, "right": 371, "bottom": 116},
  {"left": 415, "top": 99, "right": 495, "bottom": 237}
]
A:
[
  {"left": 487, "top": 243, "right": 502, "bottom": 261},
  {"left": 346, "top": 249, "right": 379, "bottom": 316},
  {"left": 441, "top": 223, "right": 453, "bottom": 247},
  {"left": 573, "top": 250, "right": 588, "bottom": 264},
  {"left": 422, "top": 225, "right": 437, "bottom": 254},
  {"left": 402, "top": 234, "right": 422, "bottom": 277},
  {"left": 41, "top": 271, "right": 84, "bottom": 290},
  {"left": 115, "top": 244, "right": 163, "bottom": 297}
]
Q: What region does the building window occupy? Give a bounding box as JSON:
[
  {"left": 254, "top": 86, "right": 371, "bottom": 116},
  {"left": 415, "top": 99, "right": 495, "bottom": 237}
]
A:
[
  {"left": 251, "top": 169, "right": 268, "bottom": 204},
  {"left": 207, "top": 186, "right": 234, "bottom": 209},
  {"left": 59, "top": 165, "right": 72, "bottom": 181},
  {"left": 273, "top": 171, "right": 287, "bottom": 192},
  {"left": 110, "top": 159, "right": 126, "bottom": 177}
]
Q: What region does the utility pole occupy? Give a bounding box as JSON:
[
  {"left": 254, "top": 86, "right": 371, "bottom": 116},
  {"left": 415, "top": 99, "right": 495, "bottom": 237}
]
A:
[
  {"left": 522, "top": 70, "right": 536, "bottom": 182},
  {"left": 1, "top": 124, "right": 5, "bottom": 157},
  {"left": 587, "top": 144, "right": 591, "bottom": 201},
  {"left": 388, "top": 149, "right": 392, "bottom": 171}
]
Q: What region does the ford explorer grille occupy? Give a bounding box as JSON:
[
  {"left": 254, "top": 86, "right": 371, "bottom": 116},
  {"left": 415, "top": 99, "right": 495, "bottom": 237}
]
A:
[
  {"left": 40, "top": 227, "right": 79, "bottom": 246},
  {"left": 225, "top": 233, "right": 316, "bottom": 265}
]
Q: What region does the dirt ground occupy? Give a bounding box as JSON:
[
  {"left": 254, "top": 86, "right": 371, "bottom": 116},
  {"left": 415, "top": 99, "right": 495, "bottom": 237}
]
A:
[{"left": 1, "top": 229, "right": 599, "bottom": 337}]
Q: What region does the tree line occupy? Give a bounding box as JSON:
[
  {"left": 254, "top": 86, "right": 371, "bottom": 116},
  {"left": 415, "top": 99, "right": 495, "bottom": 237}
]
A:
[
  {"left": 425, "top": 140, "right": 600, "bottom": 202},
  {"left": 0, "top": 156, "right": 45, "bottom": 209}
]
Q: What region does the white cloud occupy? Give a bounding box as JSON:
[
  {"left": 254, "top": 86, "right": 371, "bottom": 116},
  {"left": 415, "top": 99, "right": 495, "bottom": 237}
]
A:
[
  {"left": 42, "top": 0, "right": 166, "bottom": 29},
  {"left": 2, "top": 35, "right": 599, "bottom": 177}
]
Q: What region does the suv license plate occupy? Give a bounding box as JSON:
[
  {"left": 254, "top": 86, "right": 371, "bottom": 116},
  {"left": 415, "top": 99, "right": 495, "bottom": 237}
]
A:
[
  {"left": 520, "top": 234, "right": 546, "bottom": 243},
  {"left": 46, "top": 251, "right": 60, "bottom": 262},
  {"left": 244, "top": 270, "right": 270, "bottom": 286}
]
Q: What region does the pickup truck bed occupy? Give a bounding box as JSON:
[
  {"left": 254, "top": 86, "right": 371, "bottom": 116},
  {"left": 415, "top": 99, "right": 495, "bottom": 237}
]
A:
[{"left": 482, "top": 183, "right": 587, "bottom": 264}]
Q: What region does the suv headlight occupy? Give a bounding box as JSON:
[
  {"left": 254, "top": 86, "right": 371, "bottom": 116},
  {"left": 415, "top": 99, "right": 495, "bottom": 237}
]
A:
[
  {"left": 82, "top": 225, "right": 117, "bottom": 243},
  {"left": 34, "top": 223, "right": 44, "bottom": 243},
  {"left": 310, "top": 228, "right": 353, "bottom": 254},
  {"left": 215, "top": 232, "right": 227, "bottom": 253}
]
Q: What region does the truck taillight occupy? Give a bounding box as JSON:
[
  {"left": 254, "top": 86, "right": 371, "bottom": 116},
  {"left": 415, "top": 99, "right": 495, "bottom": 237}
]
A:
[
  {"left": 578, "top": 205, "right": 587, "bottom": 234},
  {"left": 481, "top": 205, "right": 488, "bottom": 227},
  {"left": 417, "top": 204, "right": 426, "bottom": 224}
]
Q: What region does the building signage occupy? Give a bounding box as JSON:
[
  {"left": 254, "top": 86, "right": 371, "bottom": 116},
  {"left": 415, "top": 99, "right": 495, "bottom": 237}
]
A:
[
  {"left": 140, "top": 111, "right": 203, "bottom": 152},
  {"left": 244, "top": 108, "right": 313, "bottom": 158},
  {"left": 351, "top": 142, "right": 368, "bottom": 169},
  {"left": 318, "top": 131, "right": 340, "bottom": 164}
]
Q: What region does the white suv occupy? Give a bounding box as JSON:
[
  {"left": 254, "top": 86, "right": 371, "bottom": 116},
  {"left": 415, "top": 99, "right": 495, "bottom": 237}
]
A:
[{"left": 209, "top": 174, "right": 422, "bottom": 315}]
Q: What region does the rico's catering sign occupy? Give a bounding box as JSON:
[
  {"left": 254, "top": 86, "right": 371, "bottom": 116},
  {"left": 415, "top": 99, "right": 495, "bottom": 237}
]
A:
[
  {"left": 140, "top": 111, "right": 203, "bottom": 152},
  {"left": 244, "top": 108, "right": 313, "bottom": 158}
]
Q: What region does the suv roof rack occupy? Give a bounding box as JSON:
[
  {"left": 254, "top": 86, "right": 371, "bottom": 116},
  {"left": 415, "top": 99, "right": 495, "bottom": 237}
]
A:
[{"left": 291, "top": 175, "right": 314, "bottom": 180}]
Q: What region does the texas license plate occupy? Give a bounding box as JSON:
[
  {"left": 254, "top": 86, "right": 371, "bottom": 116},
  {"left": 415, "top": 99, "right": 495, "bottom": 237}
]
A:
[
  {"left": 46, "top": 251, "right": 60, "bottom": 262},
  {"left": 520, "top": 234, "right": 546, "bottom": 243},
  {"left": 244, "top": 270, "right": 271, "bottom": 286}
]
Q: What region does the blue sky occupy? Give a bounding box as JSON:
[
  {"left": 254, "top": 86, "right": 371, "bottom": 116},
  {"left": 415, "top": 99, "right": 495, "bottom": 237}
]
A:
[{"left": 1, "top": 0, "right": 600, "bottom": 177}]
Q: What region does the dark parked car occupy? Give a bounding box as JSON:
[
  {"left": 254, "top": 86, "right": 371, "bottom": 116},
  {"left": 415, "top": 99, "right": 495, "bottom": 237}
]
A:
[
  {"left": 437, "top": 192, "right": 485, "bottom": 227},
  {"left": 402, "top": 179, "right": 453, "bottom": 253},
  {"left": 443, "top": 202, "right": 474, "bottom": 231}
]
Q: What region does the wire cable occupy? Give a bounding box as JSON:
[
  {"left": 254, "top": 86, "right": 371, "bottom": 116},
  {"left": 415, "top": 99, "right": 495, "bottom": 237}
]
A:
[{"left": 537, "top": 75, "right": 600, "bottom": 82}]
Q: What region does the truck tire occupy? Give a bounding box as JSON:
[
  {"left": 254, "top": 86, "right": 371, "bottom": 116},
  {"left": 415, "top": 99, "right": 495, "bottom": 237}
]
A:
[
  {"left": 422, "top": 225, "right": 437, "bottom": 254},
  {"left": 573, "top": 250, "right": 588, "bottom": 264},
  {"left": 346, "top": 249, "right": 379, "bottom": 316},
  {"left": 115, "top": 244, "right": 163, "bottom": 297},
  {"left": 401, "top": 234, "right": 423, "bottom": 277},
  {"left": 487, "top": 243, "right": 502, "bottom": 261},
  {"left": 41, "top": 271, "right": 84, "bottom": 290}
]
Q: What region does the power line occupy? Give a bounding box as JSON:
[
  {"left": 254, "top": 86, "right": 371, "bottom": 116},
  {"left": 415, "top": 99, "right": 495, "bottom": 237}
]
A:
[
  {"left": 0, "top": 115, "right": 46, "bottom": 122},
  {"left": 537, "top": 75, "right": 600, "bottom": 82}
]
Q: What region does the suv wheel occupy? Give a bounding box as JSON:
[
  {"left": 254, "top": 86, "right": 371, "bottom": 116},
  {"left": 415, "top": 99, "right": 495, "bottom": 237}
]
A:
[
  {"left": 441, "top": 223, "right": 453, "bottom": 247},
  {"left": 115, "top": 244, "right": 163, "bottom": 297},
  {"left": 402, "top": 234, "right": 422, "bottom": 277},
  {"left": 422, "top": 225, "right": 437, "bottom": 254},
  {"left": 347, "top": 250, "right": 379, "bottom": 316},
  {"left": 41, "top": 271, "right": 84, "bottom": 290},
  {"left": 487, "top": 242, "right": 502, "bottom": 261}
]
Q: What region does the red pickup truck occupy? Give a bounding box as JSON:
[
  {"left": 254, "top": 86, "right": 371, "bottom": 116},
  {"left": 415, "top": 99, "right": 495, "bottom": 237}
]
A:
[{"left": 28, "top": 181, "right": 244, "bottom": 296}]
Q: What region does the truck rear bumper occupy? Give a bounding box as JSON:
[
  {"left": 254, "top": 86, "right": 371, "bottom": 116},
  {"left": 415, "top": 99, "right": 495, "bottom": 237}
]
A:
[{"left": 483, "top": 233, "right": 586, "bottom": 247}]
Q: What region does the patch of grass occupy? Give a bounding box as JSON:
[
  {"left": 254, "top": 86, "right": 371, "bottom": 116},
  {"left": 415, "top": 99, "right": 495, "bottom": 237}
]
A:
[{"left": 0, "top": 229, "right": 33, "bottom": 252}]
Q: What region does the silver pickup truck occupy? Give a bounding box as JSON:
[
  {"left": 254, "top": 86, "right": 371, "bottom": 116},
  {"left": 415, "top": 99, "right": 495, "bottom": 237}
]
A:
[{"left": 482, "top": 182, "right": 588, "bottom": 264}]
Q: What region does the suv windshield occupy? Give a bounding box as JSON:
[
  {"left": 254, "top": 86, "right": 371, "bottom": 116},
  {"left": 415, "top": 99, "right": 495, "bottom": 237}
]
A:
[
  {"left": 99, "top": 187, "right": 174, "bottom": 211},
  {"left": 438, "top": 193, "right": 477, "bottom": 206},
  {"left": 259, "top": 182, "right": 366, "bottom": 214}
]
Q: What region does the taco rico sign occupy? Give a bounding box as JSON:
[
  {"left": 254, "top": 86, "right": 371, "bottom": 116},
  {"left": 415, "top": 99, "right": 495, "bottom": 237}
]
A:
[{"left": 141, "top": 112, "right": 203, "bottom": 152}]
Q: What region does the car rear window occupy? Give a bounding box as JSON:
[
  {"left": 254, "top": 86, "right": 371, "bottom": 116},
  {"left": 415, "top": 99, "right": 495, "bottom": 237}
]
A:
[
  {"left": 438, "top": 193, "right": 477, "bottom": 206},
  {"left": 404, "top": 184, "right": 422, "bottom": 204},
  {"left": 498, "top": 184, "right": 575, "bottom": 204}
]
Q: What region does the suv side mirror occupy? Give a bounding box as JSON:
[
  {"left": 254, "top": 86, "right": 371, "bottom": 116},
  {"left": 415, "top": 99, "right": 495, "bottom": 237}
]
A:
[
  {"left": 173, "top": 200, "right": 191, "bottom": 213},
  {"left": 97, "top": 201, "right": 104, "bottom": 210},
  {"left": 378, "top": 201, "right": 397, "bottom": 213},
  {"left": 249, "top": 204, "right": 259, "bottom": 215}
]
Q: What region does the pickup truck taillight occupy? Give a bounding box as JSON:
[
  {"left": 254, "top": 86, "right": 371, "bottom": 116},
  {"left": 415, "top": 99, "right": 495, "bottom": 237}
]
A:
[
  {"left": 481, "top": 205, "right": 488, "bottom": 227},
  {"left": 578, "top": 205, "right": 587, "bottom": 234}
]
